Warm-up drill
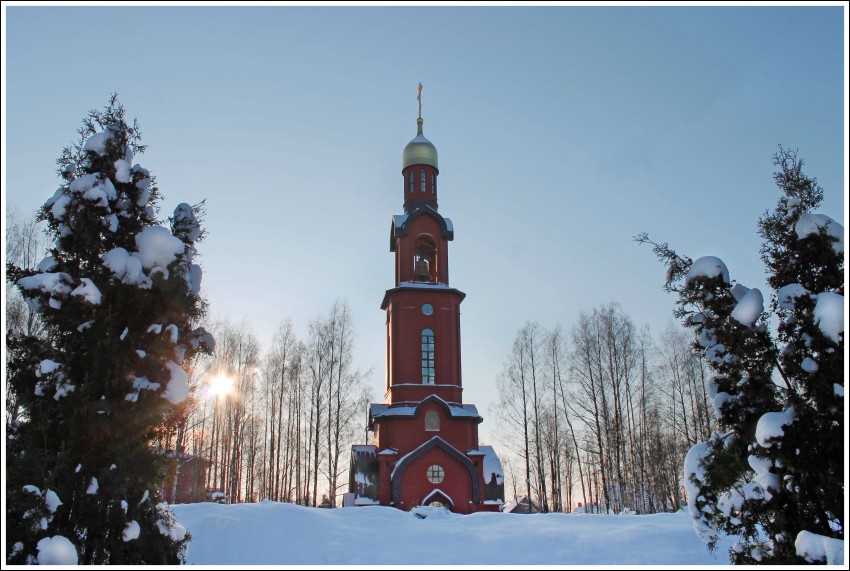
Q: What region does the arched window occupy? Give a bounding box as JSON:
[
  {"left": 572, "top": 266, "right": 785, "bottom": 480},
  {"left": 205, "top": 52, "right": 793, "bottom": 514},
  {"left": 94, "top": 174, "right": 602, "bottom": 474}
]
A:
[
  {"left": 425, "top": 410, "right": 440, "bottom": 431},
  {"left": 413, "top": 237, "right": 437, "bottom": 283},
  {"left": 420, "top": 168, "right": 426, "bottom": 192},
  {"left": 409, "top": 170, "right": 414, "bottom": 194},
  {"left": 422, "top": 328, "right": 435, "bottom": 384},
  {"left": 431, "top": 172, "right": 435, "bottom": 194}
]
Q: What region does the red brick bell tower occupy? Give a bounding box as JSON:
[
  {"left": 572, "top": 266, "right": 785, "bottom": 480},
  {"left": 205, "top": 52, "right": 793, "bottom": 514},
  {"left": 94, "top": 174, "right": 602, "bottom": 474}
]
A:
[{"left": 348, "top": 88, "right": 503, "bottom": 514}]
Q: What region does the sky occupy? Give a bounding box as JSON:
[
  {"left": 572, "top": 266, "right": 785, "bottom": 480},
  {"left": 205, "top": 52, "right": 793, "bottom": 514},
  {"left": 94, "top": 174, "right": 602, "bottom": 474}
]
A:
[{"left": 3, "top": 3, "right": 847, "bottom": 448}]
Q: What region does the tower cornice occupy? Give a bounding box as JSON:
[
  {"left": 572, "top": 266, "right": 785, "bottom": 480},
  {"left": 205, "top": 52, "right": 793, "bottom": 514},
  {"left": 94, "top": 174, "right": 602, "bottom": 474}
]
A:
[{"left": 380, "top": 282, "right": 466, "bottom": 310}]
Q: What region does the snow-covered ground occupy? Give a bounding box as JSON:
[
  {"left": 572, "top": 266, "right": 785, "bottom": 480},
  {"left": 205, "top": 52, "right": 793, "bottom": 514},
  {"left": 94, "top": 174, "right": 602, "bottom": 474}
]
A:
[{"left": 171, "top": 501, "right": 736, "bottom": 565}]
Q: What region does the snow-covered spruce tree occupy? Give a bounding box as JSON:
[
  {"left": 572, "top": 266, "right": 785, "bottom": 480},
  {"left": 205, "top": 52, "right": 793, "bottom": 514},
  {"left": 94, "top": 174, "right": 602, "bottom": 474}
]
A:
[
  {"left": 754, "top": 146, "right": 844, "bottom": 564},
  {"left": 5, "top": 95, "right": 214, "bottom": 565},
  {"left": 636, "top": 147, "right": 844, "bottom": 564},
  {"left": 634, "top": 240, "right": 782, "bottom": 562}
]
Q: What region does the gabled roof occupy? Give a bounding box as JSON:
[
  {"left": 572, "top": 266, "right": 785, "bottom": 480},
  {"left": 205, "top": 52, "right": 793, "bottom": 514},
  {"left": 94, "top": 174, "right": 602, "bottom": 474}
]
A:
[
  {"left": 389, "top": 436, "right": 480, "bottom": 502},
  {"left": 369, "top": 395, "right": 481, "bottom": 423},
  {"left": 421, "top": 488, "right": 454, "bottom": 508},
  {"left": 389, "top": 203, "right": 453, "bottom": 251}
]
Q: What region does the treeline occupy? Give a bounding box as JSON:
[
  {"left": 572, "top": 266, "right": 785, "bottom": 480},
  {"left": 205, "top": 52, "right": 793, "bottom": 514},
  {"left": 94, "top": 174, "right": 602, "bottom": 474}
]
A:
[
  {"left": 493, "top": 303, "right": 716, "bottom": 514},
  {"left": 154, "top": 303, "right": 373, "bottom": 507}
]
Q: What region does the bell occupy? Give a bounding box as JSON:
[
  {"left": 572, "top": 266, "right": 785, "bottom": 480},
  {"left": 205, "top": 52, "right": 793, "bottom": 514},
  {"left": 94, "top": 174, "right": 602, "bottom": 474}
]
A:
[{"left": 414, "top": 258, "right": 430, "bottom": 281}]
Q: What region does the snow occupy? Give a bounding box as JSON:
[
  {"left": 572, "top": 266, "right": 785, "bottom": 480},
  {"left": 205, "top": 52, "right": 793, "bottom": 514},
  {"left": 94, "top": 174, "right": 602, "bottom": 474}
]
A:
[
  {"left": 747, "top": 455, "right": 778, "bottom": 501},
  {"left": 397, "top": 281, "right": 454, "bottom": 290},
  {"left": 156, "top": 510, "right": 188, "bottom": 541},
  {"left": 104, "top": 213, "right": 119, "bottom": 232},
  {"left": 132, "top": 376, "right": 161, "bottom": 392},
  {"left": 480, "top": 445, "right": 504, "bottom": 485},
  {"left": 795, "top": 212, "right": 844, "bottom": 253},
  {"left": 36, "top": 255, "right": 57, "bottom": 272},
  {"left": 69, "top": 173, "right": 116, "bottom": 207},
  {"left": 713, "top": 392, "right": 734, "bottom": 419},
  {"left": 795, "top": 530, "right": 844, "bottom": 565},
  {"left": 36, "top": 360, "right": 60, "bottom": 377},
  {"left": 729, "top": 283, "right": 750, "bottom": 302},
  {"left": 813, "top": 292, "right": 844, "bottom": 343},
  {"left": 50, "top": 194, "right": 72, "bottom": 221},
  {"left": 169, "top": 501, "right": 735, "bottom": 565},
  {"left": 801, "top": 357, "right": 818, "bottom": 373},
  {"left": 777, "top": 283, "right": 811, "bottom": 310},
  {"left": 114, "top": 159, "right": 132, "bottom": 183},
  {"left": 43, "top": 489, "right": 62, "bottom": 511},
  {"left": 730, "top": 287, "right": 763, "bottom": 327},
  {"left": 162, "top": 360, "right": 190, "bottom": 404},
  {"left": 393, "top": 213, "right": 408, "bottom": 229},
  {"left": 683, "top": 441, "right": 713, "bottom": 541},
  {"left": 17, "top": 272, "right": 73, "bottom": 301},
  {"left": 684, "top": 256, "right": 729, "bottom": 285},
  {"left": 103, "top": 247, "right": 147, "bottom": 286},
  {"left": 755, "top": 406, "right": 795, "bottom": 448},
  {"left": 353, "top": 497, "right": 380, "bottom": 505},
  {"left": 697, "top": 328, "right": 717, "bottom": 348},
  {"left": 82, "top": 130, "right": 113, "bottom": 156},
  {"left": 135, "top": 226, "right": 185, "bottom": 270},
  {"left": 36, "top": 535, "right": 78, "bottom": 565},
  {"left": 165, "top": 324, "right": 179, "bottom": 343},
  {"left": 173, "top": 203, "right": 201, "bottom": 242},
  {"left": 122, "top": 521, "right": 141, "bottom": 542},
  {"left": 70, "top": 278, "right": 103, "bottom": 305},
  {"left": 188, "top": 264, "right": 203, "bottom": 297},
  {"left": 371, "top": 399, "right": 479, "bottom": 419}
]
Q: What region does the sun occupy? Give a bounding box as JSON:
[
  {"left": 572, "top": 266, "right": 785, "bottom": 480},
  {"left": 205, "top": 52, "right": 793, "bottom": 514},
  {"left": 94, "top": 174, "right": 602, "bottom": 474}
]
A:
[{"left": 207, "top": 374, "right": 234, "bottom": 398}]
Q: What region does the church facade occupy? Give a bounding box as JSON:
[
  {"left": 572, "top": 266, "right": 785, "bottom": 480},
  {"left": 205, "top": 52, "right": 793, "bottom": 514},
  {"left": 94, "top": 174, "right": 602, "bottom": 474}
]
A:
[{"left": 347, "top": 105, "right": 504, "bottom": 514}]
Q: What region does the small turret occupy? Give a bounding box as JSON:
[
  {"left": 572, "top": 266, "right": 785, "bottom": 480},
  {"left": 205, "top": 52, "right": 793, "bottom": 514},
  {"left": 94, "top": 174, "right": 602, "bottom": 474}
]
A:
[{"left": 402, "top": 84, "right": 439, "bottom": 210}]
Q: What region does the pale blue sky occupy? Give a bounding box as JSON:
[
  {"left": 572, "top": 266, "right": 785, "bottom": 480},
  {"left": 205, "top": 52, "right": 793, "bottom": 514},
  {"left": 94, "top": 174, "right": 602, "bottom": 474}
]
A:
[{"left": 4, "top": 5, "right": 846, "bottom": 445}]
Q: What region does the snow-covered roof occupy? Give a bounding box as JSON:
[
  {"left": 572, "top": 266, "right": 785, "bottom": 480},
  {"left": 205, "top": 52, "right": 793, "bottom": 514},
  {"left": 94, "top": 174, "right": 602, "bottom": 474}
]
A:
[
  {"left": 381, "top": 282, "right": 466, "bottom": 310},
  {"left": 421, "top": 488, "right": 454, "bottom": 508},
  {"left": 390, "top": 436, "right": 471, "bottom": 481},
  {"left": 389, "top": 202, "right": 453, "bottom": 251},
  {"left": 480, "top": 445, "right": 504, "bottom": 483},
  {"left": 503, "top": 495, "right": 539, "bottom": 514},
  {"left": 370, "top": 396, "right": 480, "bottom": 420}
]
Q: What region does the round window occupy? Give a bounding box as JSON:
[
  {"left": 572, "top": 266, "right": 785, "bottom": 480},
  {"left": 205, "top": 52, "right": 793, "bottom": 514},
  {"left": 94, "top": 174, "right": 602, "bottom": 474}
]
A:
[
  {"left": 422, "top": 303, "right": 433, "bottom": 316},
  {"left": 426, "top": 464, "right": 445, "bottom": 484}
]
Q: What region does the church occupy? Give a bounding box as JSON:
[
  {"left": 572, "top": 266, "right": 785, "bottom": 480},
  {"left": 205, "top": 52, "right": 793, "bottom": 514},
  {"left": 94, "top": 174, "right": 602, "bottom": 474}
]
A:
[{"left": 347, "top": 94, "right": 504, "bottom": 513}]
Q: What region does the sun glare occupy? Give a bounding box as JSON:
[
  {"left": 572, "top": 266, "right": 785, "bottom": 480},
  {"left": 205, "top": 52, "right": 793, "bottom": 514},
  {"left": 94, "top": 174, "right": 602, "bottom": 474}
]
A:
[{"left": 207, "top": 374, "right": 233, "bottom": 398}]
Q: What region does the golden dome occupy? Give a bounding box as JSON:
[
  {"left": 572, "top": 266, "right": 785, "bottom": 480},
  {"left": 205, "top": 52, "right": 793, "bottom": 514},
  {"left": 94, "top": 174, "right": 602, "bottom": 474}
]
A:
[{"left": 403, "top": 118, "right": 438, "bottom": 171}]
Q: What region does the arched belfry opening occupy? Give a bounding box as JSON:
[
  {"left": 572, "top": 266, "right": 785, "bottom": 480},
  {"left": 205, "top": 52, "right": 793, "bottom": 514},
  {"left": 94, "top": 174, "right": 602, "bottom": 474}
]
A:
[{"left": 413, "top": 237, "right": 437, "bottom": 283}]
